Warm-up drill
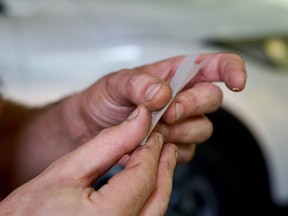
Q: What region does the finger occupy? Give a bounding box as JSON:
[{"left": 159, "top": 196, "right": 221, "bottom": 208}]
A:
[
  {"left": 155, "top": 115, "right": 213, "bottom": 144},
  {"left": 90, "top": 133, "right": 165, "bottom": 216},
  {"left": 135, "top": 56, "right": 183, "bottom": 81},
  {"left": 44, "top": 105, "right": 151, "bottom": 185},
  {"left": 136, "top": 52, "right": 247, "bottom": 91},
  {"left": 189, "top": 52, "right": 247, "bottom": 91},
  {"left": 117, "top": 154, "right": 130, "bottom": 166},
  {"left": 139, "top": 143, "right": 178, "bottom": 216},
  {"left": 176, "top": 143, "right": 197, "bottom": 164},
  {"left": 162, "top": 82, "right": 223, "bottom": 124},
  {"left": 102, "top": 69, "right": 172, "bottom": 111}
]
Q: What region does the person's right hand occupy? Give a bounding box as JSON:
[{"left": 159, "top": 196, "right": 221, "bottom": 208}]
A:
[
  {"left": 0, "top": 105, "right": 178, "bottom": 216},
  {"left": 65, "top": 53, "right": 246, "bottom": 163}
]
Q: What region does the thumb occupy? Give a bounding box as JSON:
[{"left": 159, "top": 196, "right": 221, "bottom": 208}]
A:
[{"left": 43, "top": 105, "right": 151, "bottom": 186}]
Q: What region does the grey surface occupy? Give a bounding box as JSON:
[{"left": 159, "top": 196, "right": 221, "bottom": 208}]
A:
[{"left": 1, "top": 0, "right": 288, "bottom": 105}]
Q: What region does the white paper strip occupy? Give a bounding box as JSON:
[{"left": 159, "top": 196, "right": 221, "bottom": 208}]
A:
[{"left": 141, "top": 53, "right": 205, "bottom": 145}]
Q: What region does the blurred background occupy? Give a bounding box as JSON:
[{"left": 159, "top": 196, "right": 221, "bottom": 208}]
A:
[{"left": 1, "top": 0, "right": 288, "bottom": 215}]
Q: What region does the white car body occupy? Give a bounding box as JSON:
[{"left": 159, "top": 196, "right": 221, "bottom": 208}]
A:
[{"left": 1, "top": 0, "right": 288, "bottom": 208}]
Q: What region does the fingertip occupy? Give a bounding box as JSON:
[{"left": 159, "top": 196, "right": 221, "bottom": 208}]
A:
[
  {"left": 127, "top": 72, "right": 172, "bottom": 111},
  {"left": 226, "top": 68, "right": 247, "bottom": 92},
  {"left": 146, "top": 82, "right": 172, "bottom": 111},
  {"left": 176, "top": 144, "right": 197, "bottom": 164},
  {"left": 158, "top": 143, "right": 178, "bottom": 179},
  {"left": 126, "top": 104, "right": 151, "bottom": 127},
  {"left": 224, "top": 54, "right": 247, "bottom": 92},
  {"left": 163, "top": 143, "right": 179, "bottom": 162},
  {"left": 145, "top": 132, "right": 164, "bottom": 149}
]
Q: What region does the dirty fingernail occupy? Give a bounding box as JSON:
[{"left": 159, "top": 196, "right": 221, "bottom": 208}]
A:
[
  {"left": 175, "top": 149, "right": 179, "bottom": 160},
  {"left": 175, "top": 102, "right": 183, "bottom": 122}
]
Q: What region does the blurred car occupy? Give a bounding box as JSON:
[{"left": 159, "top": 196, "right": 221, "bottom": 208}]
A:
[{"left": 1, "top": 0, "right": 288, "bottom": 215}]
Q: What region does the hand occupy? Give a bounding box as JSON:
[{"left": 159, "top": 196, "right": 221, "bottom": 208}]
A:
[
  {"left": 67, "top": 52, "right": 246, "bottom": 163},
  {"left": 0, "top": 105, "right": 178, "bottom": 216}
]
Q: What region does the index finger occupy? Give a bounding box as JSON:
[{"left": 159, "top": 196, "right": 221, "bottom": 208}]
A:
[
  {"left": 91, "top": 133, "right": 164, "bottom": 216},
  {"left": 136, "top": 52, "right": 247, "bottom": 92},
  {"left": 192, "top": 52, "right": 247, "bottom": 91}
]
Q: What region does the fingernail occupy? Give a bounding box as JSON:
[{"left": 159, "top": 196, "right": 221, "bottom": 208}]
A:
[
  {"left": 175, "top": 149, "right": 179, "bottom": 160},
  {"left": 157, "top": 133, "right": 164, "bottom": 143},
  {"left": 232, "top": 87, "right": 240, "bottom": 92},
  {"left": 128, "top": 107, "right": 139, "bottom": 120},
  {"left": 175, "top": 102, "right": 183, "bottom": 122},
  {"left": 145, "top": 82, "right": 162, "bottom": 101}
]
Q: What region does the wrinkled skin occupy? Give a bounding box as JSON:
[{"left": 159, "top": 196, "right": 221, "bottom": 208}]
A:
[
  {"left": 0, "top": 52, "right": 247, "bottom": 215},
  {"left": 74, "top": 53, "right": 246, "bottom": 163},
  {"left": 1, "top": 106, "right": 178, "bottom": 216}
]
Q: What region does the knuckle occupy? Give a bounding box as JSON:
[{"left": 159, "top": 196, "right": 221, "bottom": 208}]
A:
[
  {"left": 128, "top": 71, "right": 144, "bottom": 92},
  {"left": 144, "top": 166, "right": 158, "bottom": 184},
  {"left": 198, "top": 83, "right": 223, "bottom": 110},
  {"left": 210, "top": 85, "right": 223, "bottom": 106},
  {"left": 178, "top": 91, "right": 200, "bottom": 115},
  {"left": 128, "top": 72, "right": 156, "bottom": 100}
]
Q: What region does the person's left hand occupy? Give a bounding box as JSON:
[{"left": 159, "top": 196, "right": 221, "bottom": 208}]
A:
[
  {"left": 0, "top": 105, "right": 178, "bottom": 216},
  {"left": 66, "top": 52, "right": 246, "bottom": 163}
]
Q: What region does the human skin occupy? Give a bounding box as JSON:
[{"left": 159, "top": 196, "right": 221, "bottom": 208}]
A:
[
  {"left": 0, "top": 52, "right": 247, "bottom": 195},
  {"left": 0, "top": 105, "right": 179, "bottom": 216}
]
